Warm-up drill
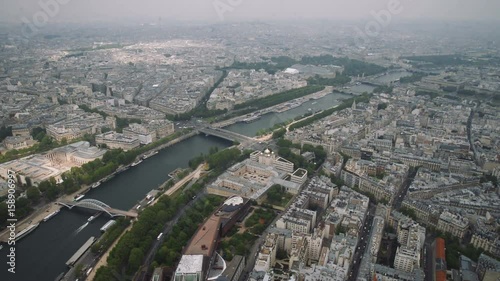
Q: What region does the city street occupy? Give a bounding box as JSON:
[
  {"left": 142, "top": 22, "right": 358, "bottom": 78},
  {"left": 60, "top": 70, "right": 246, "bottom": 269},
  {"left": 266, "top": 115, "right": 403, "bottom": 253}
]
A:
[
  {"left": 392, "top": 167, "right": 418, "bottom": 210},
  {"left": 347, "top": 203, "right": 376, "bottom": 281}
]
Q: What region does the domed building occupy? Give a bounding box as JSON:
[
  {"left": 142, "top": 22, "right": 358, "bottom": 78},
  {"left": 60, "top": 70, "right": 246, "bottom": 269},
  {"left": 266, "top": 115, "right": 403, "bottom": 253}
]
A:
[
  {"left": 216, "top": 195, "right": 250, "bottom": 236},
  {"left": 220, "top": 196, "right": 245, "bottom": 213}
]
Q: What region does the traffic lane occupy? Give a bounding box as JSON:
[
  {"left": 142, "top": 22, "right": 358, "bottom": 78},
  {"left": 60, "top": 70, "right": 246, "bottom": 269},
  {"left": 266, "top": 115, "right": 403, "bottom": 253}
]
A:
[{"left": 348, "top": 209, "right": 375, "bottom": 281}]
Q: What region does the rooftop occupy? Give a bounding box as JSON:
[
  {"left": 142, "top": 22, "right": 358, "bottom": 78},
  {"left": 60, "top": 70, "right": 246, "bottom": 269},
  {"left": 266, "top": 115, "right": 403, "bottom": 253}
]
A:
[
  {"left": 176, "top": 255, "right": 204, "bottom": 274},
  {"left": 184, "top": 215, "right": 222, "bottom": 257}
]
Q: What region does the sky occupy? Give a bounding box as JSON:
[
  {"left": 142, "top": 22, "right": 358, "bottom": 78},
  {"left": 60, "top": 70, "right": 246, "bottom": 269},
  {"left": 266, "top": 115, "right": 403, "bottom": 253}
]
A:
[{"left": 1, "top": 0, "right": 500, "bottom": 24}]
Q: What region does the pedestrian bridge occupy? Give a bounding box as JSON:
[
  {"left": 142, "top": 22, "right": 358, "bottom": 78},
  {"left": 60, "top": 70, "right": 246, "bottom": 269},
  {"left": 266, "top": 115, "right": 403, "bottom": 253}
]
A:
[{"left": 56, "top": 199, "right": 138, "bottom": 218}]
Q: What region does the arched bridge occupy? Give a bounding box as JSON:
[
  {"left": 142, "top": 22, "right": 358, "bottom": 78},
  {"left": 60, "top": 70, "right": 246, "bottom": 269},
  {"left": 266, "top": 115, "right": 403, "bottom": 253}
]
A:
[{"left": 57, "top": 199, "right": 138, "bottom": 218}]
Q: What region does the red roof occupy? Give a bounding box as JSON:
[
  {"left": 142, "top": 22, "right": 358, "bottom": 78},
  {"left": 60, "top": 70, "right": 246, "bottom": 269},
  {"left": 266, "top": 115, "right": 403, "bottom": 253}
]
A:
[
  {"left": 436, "top": 271, "right": 447, "bottom": 281},
  {"left": 435, "top": 237, "right": 446, "bottom": 260}
]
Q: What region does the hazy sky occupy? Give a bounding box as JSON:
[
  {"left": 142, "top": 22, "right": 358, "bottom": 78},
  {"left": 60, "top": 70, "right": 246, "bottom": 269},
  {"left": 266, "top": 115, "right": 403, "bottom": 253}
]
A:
[{"left": 1, "top": 0, "right": 500, "bottom": 24}]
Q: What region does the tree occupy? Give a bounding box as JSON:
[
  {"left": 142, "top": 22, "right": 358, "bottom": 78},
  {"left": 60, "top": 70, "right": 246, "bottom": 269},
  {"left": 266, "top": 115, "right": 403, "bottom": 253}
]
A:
[
  {"left": 272, "top": 128, "right": 286, "bottom": 139},
  {"left": 400, "top": 207, "right": 418, "bottom": 221},
  {"left": 26, "top": 187, "right": 41, "bottom": 203},
  {"left": 267, "top": 185, "right": 284, "bottom": 204},
  {"left": 374, "top": 85, "right": 393, "bottom": 94},
  {"left": 46, "top": 184, "right": 60, "bottom": 200},
  {"left": 0, "top": 126, "right": 12, "bottom": 142},
  {"left": 128, "top": 247, "right": 144, "bottom": 271},
  {"left": 377, "top": 103, "right": 388, "bottom": 110},
  {"left": 0, "top": 202, "right": 8, "bottom": 227},
  {"left": 75, "top": 264, "right": 85, "bottom": 279},
  {"left": 93, "top": 267, "right": 117, "bottom": 281},
  {"left": 335, "top": 225, "right": 347, "bottom": 235},
  {"left": 276, "top": 249, "right": 288, "bottom": 260}
]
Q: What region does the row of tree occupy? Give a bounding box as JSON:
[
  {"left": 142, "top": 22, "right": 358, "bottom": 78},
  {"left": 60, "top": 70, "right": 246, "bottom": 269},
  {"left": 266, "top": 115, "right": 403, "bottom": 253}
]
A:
[
  {"left": 307, "top": 73, "right": 351, "bottom": 86},
  {"left": 373, "top": 85, "right": 393, "bottom": 94},
  {"left": 0, "top": 197, "right": 32, "bottom": 229},
  {"left": 415, "top": 90, "right": 439, "bottom": 99},
  {"left": 91, "top": 218, "right": 130, "bottom": 255},
  {"left": 399, "top": 72, "right": 428, "bottom": 83},
  {"left": 152, "top": 195, "right": 225, "bottom": 268},
  {"left": 93, "top": 193, "right": 197, "bottom": 280},
  {"left": 402, "top": 55, "right": 472, "bottom": 67},
  {"left": 233, "top": 85, "right": 325, "bottom": 111}
]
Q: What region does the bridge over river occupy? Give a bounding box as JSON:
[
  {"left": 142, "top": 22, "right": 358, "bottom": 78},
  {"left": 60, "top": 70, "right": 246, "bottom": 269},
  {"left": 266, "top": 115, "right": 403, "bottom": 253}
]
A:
[
  {"left": 198, "top": 126, "right": 255, "bottom": 144},
  {"left": 56, "top": 199, "right": 139, "bottom": 218}
]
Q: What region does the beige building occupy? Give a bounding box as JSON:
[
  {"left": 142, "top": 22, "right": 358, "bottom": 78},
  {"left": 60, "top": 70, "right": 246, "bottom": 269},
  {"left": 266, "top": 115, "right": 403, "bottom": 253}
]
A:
[
  {"left": 437, "top": 211, "right": 469, "bottom": 239},
  {"left": 306, "top": 227, "right": 324, "bottom": 263},
  {"left": 250, "top": 149, "right": 294, "bottom": 173},
  {"left": 47, "top": 124, "right": 96, "bottom": 141},
  {"left": 394, "top": 219, "right": 425, "bottom": 273},
  {"left": 208, "top": 149, "right": 306, "bottom": 200},
  {"left": 471, "top": 234, "right": 500, "bottom": 256},
  {"left": 11, "top": 124, "right": 31, "bottom": 137},
  {"left": 254, "top": 233, "right": 278, "bottom": 272},
  {"left": 394, "top": 246, "right": 420, "bottom": 272},
  {"left": 147, "top": 119, "right": 175, "bottom": 139},
  {"left": 3, "top": 136, "right": 37, "bottom": 150},
  {"left": 95, "top": 131, "right": 140, "bottom": 151},
  {"left": 123, "top": 123, "right": 155, "bottom": 145}
]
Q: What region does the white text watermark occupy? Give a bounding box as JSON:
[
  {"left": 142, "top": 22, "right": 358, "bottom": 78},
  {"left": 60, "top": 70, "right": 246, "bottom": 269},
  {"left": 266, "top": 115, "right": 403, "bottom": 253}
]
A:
[
  {"left": 6, "top": 170, "right": 17, "bottom": 274},
  {"left": 21, "top": 0, "right": 71, "bottom": 38},
  {"left": 213, "top": 0, "right": 244, "bottom": 21},
  {"left": 354, "top": 0, "right": 411, "bottom": 47}
]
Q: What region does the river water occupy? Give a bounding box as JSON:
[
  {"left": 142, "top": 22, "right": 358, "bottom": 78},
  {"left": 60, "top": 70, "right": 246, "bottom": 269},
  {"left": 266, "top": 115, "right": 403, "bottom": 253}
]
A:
[{"left": 224, "top": 92, "right": 353, "bottom": 137}]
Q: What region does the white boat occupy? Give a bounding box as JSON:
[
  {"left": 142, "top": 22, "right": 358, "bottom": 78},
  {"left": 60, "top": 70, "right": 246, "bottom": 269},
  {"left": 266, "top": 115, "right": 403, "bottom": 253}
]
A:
[
  {"left": 243, "top": 115, "right": 261, "bottom": 123},
  {"left": 142, "top": 151, "right": 159, "bottom": 159},
  {"left": 74, "top": 194, "right": 85, "bottom": 201},
  {"left": 131, "top": 159, "right": 143, "bottom": 167},
  {"left": 43, "top": 210, "right": 60, "bottom": 222},
  {"left": 100, "top": 220, "right": 116, "bottom": 232},
  {"left": 91, "top": 181, "right": 101, "bottom": 189},
  {"left": 88, "top": 211, "right": 102, "bottom": 223},
  {"left": 15, "top": 223, "right": 40, "bottom": 241}
]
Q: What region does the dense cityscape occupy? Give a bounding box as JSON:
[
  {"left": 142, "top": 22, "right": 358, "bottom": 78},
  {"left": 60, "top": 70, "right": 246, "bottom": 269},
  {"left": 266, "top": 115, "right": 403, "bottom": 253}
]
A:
[{"left": 0, "top": 7, "right": 500, "bottom": 281}]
